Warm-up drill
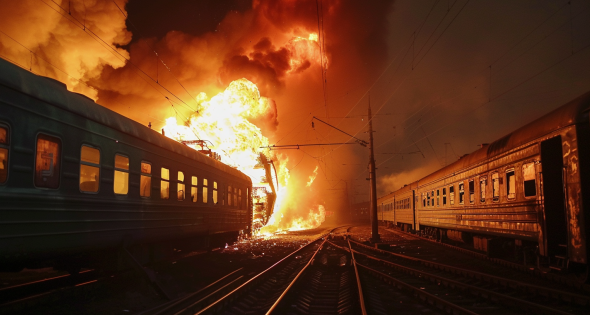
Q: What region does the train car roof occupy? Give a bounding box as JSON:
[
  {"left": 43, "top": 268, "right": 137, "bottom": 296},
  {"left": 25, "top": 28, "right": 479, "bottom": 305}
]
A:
[
  {"left": 378, "top": 182, "right": 417, "bottom": 202},
  {"left": 383, "top": 90, "right": 590, "bottom": 194},
  {"left": 0, "top": 58, "right": 251, "bottom": 183},
  {"left": 417, "top": 90, "right": 590, "bottom": 187}
]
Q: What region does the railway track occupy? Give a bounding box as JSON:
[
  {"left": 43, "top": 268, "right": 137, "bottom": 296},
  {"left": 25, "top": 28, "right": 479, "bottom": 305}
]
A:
[
  {"left": 0, "top": 270, "right": 101, "bottom": 314},
  {"left": 140, "top": 226, "right": 351, "bottom": 315},
  {"left": 385, "top": 227, "right": 590, "bottom": 293},
  {"left": 333, "top": 237, "right": 590, "bottom": 314}
]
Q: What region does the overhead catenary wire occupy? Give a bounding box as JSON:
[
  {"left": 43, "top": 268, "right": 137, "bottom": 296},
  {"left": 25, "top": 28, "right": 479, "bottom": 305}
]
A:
[
  {"left": 377, "top": 40, "right": 590, "bottom": 168},
  {"left": 42, "top": 0, "right": 198, "bottom": 114},
  {"left": 311, "top": 0, "right": 464, "bottom": 159},
  {"left": 110, "top": 0, "right": 200, "bottom": 112},
  {"left": 330, "top": 0, "right": 582, "bottom": 161},
  {"left": 0, "top": 30, "right": 169, "bottom": 126},
  {"left": 330, "top": 1, "right": 587, "bottom": 182}
]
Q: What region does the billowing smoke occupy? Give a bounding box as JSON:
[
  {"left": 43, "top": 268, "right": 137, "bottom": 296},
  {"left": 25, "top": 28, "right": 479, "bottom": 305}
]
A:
[
  {"left": 0, "top": 0, "right": 396, "bottom": 229},
  {"left": 0, "top": 0, "right": 131, "bottom": 98}
]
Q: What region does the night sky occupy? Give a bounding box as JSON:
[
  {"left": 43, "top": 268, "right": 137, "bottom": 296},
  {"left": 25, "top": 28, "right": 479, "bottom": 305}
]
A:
[{"left": 1, "top": 0, "right": 589, "bottom": 208}]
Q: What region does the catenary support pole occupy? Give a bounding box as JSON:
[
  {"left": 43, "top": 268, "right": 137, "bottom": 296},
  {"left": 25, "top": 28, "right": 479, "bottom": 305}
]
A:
[{"left": 368, "top": 99, "right": 380, "bottom": 243}]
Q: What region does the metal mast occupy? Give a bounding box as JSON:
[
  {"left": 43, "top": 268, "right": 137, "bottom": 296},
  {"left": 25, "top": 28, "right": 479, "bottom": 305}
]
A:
[{"left": 368, "top": 99, "right": 381, "bottom": 243}]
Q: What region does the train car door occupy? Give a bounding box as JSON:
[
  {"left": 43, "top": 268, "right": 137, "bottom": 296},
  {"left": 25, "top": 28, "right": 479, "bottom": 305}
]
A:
[
  {"left": 412, "top": 190, "right": 416, "bottom": 231},
  {"left": 540, "top": 136, "right": 568, "bottom": 258}
]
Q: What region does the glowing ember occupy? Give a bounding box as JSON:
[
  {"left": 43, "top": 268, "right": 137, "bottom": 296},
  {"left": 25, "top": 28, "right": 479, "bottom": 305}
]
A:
[{"left": 163, "top": 77, "right": 325, "bottom": 235}]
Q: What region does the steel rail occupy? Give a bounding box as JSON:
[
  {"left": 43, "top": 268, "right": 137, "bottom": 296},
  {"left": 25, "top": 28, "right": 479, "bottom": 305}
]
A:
[
  {"left": 171, "top": 276, "right": 243, "bottom": 315},
  {"left": 194, "top": 227, "right": 341, "bottom": 315},
  {"left": 356, "top": 263, "right": 480, "bottom": 315},
  {"left": 349, "top": 238, "right": 590, "bottom": 305},
  {"left": 347, "top": 239, "right": 368, "bottom": 315},
  {"left": 390, "top": 226, "right": 590, "bottom": 291},
  {"left": 352, "top": 247, "right": 576, "bottom": 315},
  {"left": 265, "top": 238, "right": 328, "bottom": 314},
  {"left": 138, "top": 268, "right": 243, "bottom": 315}
]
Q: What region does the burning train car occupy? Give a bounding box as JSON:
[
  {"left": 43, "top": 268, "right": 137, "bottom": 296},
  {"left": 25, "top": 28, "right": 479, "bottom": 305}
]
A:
[
  {"left": 378, "top": 90, "right": 590, "bottom": 280},
  {"left": 0, "top": 57, "right": 252, "bottom": 272}
]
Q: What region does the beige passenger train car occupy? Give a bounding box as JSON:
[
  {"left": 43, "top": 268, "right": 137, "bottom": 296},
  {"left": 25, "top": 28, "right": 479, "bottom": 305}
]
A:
[{"left": 378, "top": 91, "right": 590, "bottom": 279}]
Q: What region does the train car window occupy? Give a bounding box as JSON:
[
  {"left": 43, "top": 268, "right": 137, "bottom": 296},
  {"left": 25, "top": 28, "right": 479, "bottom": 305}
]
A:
[
  {"left": 468, "top": 180, "right": 475, "bottom": 203},
  {"left": 436, "top": 190, "right": 440, "bottom": 206},
  {"left": 426, "top": 192, "right": 430, "bottom": 206},
  {"left": 177, "top": 171, "right": 185, "bottom": 201},
  {"left": 506, "top": 169, "right": 516, "bottom": 200},
  {"left": 449, "top": 185, "right": 455, "bottom": 205},
  {"left": 80, "top": 145, "right": 99, "bottom": 192},
  {"left": 0, "top": 126, "right": 9, "bottom": 184},
  {"left": 191, "top": 176, "right": 198, "bottom": 202},
  {"left": 140, "top": 162, "right": 151, "bottom": 197},
  {"left": 161, "top": 167, "right": 170, "bottom": 199},
  {"left": 234, "top": 188, "right": 238, "bottom": 207},
  {"left": 523, "top": 163, "right": 536, "bottom": 197},
  {"left": 431, "top": 190, "right": 434, "bottom": 207},
  {"left": 459, "top": 183, "right": 464, "bottom": 204},
  {"left": 203, "top": 179, "right": 208, "bottom": 203},
  {"left": 239, "top": 189, "right": 242, "bottom": 208},
  {"left": 422, "top": 193, "right": 426, "bottom": 207},
  {"left": 36, "top": 134, "right": 61, "bottom": 189},
  {"left": 442, "top": 188, "right": 447, "bottom": 206},
  {"left": 114, "top": 155, "right": 129, "bottom": 195},
  {"left": 213, "top": 181, "right": 218, "bottom": 204},
  {"left": 492, "top": 172, "right": 499, "bottom": 201},
  {"left": 228, "top": 185, "right": 232, "bottom": 206},
  {"left": 480, "top": 177, "right": 487, "bottom": 203}
]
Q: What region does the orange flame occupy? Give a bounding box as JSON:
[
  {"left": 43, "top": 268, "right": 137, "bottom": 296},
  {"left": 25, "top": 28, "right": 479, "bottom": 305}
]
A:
[{"left": 163, "top": 77, "right": 325, "bottom": 236}]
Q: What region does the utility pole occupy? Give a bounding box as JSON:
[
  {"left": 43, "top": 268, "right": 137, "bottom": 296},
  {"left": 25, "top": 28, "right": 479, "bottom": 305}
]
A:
[{"left": 368, "top": 99, "right": 381, "bottom": 243}]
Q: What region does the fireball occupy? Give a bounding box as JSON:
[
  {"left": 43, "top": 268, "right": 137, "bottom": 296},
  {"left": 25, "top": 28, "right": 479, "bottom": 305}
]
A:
[{"left": 163, "top": 77, "right": 326, "bottom": 236}]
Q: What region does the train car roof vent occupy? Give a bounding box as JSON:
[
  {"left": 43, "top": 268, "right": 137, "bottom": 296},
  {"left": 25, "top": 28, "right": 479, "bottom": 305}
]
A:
[
  {"left": 40, "top": 76, "right": 67, "bottom": 89},
  {"left": 73, "top": 92, "right": 95, "bottom": 103}
]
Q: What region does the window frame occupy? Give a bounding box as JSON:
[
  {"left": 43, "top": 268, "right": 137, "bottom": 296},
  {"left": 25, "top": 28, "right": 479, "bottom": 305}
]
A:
[
  {"left": 79, "top": 144, "right": 100, "bottom": 193},
  {"left": 449, "top": 184, "right": 455, "bottom": 205},
  {"left": 114, "top": 154, "right": 130, "bottom": 195},
  {"left": 160, "top": 167, "right": 170, "bottom": 200},
  {"left": 35, "top": 133, "right": 62, "bottom": 189},
  {"left": 468, "top": 179, "right": 475, "bottom": 204},
  {"left": 191, "top": 176, "right": 198, "bottom": 203},
  {"left": 213, "top": 181, "right": 218, "bottom": 205},
  {"left": 436, "top": 189, "right": 440, "bottom": 207},
  {"left": 491, "top": 172, "right": 500, "bottom": 202},
  {"left": 522, "top": 162, "right": 537, "bottom": 198},
  {"left": 459, "top": 182, "right": 465, "bottom": 205},
  {"left": 203, "top": 178, "right": 208, "bottom": 204},
  {"left": 140, "top": 161, "right": 152, "bottom": 198},
  {"left": 0, "top": 124, "right": 10, "bottom": 185},
  {"left": 506, "top": 168, "right": 516, "bottom": 200},
  {"left": 238, "top": 188, "right": 242, "bottom": 208},
  {"left": 177, "top": 171, "right": 185, "bottom": 201},
  {"left": 480, "top": 176, "right": 487, "bottom": 203},
  {"left": 442, "top": 187, "right": 447, "bottom": 206}
]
